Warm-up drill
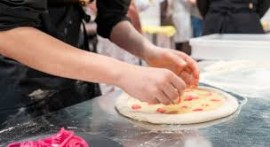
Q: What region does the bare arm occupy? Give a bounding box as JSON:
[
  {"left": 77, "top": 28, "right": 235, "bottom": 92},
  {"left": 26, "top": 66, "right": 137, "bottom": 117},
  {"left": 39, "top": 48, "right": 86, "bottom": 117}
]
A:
[
  {"left": 0, "top": 27, "right": 128, "bottom": 85},
  {"left": 110, "top": 20, "right": 199, "bottom": 85},
  {"left": 110, "top": 20, "right": 153, "bottom": 62},
  {"left": 0, "top": 27, "right": 187, "bottom": 105}
]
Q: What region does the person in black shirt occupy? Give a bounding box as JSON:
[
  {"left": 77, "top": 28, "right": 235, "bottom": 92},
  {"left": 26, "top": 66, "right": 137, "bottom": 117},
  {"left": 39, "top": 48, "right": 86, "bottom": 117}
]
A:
[
  {"left": 0, "top": 0, "right": 199, "bottom": 126},
  {"left": 197, "top": 0, "right": 270, "bottom": 35}
]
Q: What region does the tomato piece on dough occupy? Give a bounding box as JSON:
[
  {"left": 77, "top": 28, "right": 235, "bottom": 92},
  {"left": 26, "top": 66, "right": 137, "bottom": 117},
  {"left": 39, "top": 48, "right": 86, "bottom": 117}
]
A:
[
  {"left": 156, "top": 108, "right": 166, "bottom": 113},
  {"left": 131, "top": 104, "right": 142, "bottom": 110}
]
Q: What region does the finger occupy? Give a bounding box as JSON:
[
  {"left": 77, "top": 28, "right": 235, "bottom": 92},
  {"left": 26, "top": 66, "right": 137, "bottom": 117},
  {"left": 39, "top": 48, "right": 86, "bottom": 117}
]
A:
[
  {"left": 177, "top": 52, "right": 200, "bottom": 86},
  {"left": 182, "top": 67, "right": 199, "bottom": 87},
  {"left": 191, "top": 74, "right": 200, "bottom": 87},
  {"left": 156, "top": 91, "right": 172, "bottom": 105},
  {"left": 179, "top": 71, "right": 193, "bottom": 86},
  {"left": 162, "top": 82, "right": 179, "bottom": 103},
  {"left": 176, "top": 51, "right": 200, "bottom": 79},
  {"left": 170, "top": 74, "right": 186, "bottom": 97}
]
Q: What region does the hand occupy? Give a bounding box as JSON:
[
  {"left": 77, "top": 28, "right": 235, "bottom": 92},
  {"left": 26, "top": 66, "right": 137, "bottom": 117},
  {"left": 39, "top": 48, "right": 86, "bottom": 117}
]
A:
[
  {"left": 117, "top": 65, "right": 186, "bottom": 105},
  {"left": 144, "top": 46, "right": 200, "bottom": 87}
]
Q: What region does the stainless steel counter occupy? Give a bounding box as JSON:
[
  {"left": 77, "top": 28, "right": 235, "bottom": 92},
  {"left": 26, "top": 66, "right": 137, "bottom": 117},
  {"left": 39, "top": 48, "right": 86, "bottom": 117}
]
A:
[{"left": 0, "top": 87, "right": 269, "bottom": 147}]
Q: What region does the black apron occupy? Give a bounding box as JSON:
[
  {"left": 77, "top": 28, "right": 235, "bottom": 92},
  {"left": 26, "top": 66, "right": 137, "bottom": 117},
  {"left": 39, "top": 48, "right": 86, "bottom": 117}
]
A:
[
  {"left": 0, "top": 1, "right": 101, "bottom": 127},
  {"left": 202, "top": 0, "right": 264, "bottom": 35}
]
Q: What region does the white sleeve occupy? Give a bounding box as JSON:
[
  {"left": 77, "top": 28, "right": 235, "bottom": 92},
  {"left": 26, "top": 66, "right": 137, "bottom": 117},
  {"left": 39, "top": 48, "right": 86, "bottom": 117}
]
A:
[{"left": 135, "top": 0, "right": 151, "bottom": 12}]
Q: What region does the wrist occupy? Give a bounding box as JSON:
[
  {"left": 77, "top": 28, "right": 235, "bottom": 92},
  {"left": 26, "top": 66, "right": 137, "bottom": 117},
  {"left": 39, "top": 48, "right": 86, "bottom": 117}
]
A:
[
  {"left": 142, "top": 44, "right": 161, "bottom": 66},
  {"left": 140, "top": 41, "right": 156, "bottom": 63},
  {"left": 112, "top": 63, "right": 140, "bottom": 89}
]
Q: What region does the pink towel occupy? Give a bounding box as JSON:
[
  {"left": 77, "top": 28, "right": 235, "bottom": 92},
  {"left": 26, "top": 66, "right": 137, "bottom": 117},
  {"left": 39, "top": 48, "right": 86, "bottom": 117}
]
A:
[{"left": 7, "top": 128, "right": 89, "bottom": 147}]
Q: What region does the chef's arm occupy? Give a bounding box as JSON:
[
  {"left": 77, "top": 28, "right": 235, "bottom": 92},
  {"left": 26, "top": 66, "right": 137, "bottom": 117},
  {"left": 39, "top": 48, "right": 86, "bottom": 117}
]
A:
[
  {"left": 257, "top": 0, "right": 270, "bottom": 18},
  {"left": 0, "top": 27, "right": 190, "bottom": 105},
  {"left": 0, "top": 27, "right": 129, "bottom": 85},
  {"left": 110, "top": 20, "right": 154, "bottom": 62},
  {"left": 197, "top": 0, "right": 210, "bottom": 18},
  {"left": 109, "top": 20, "right": 200, "bottom": 87}
]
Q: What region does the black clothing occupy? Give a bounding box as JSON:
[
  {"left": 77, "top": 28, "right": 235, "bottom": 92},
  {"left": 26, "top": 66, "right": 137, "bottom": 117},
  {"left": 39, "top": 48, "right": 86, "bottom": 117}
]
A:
[
  {"left": 0, "top": 0, "right": 130, "bottom": 127},
  {"left": 96, "top": 0, "right": 131, "bottom": 38},
  {"left": 0, "top": 0, "right": 130, "bottom": 38},
  {"left": 197, "top": 0, "right": 270, "bottom": 35},
  {"left": 175, "top": 42, "right": 192, "bottom": 55}
]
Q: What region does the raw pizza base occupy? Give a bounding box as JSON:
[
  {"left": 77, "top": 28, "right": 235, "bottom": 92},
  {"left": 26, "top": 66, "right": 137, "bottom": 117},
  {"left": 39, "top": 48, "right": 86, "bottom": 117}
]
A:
[{"left": 115, "top": 87, "right": 239, "bottom": 124}]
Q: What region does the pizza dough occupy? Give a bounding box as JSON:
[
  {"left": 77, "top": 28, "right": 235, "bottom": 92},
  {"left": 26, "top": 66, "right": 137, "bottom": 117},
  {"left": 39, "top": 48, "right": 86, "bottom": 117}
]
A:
[{"left": 115, "top": 87, "right": 239, "bottom": 124}]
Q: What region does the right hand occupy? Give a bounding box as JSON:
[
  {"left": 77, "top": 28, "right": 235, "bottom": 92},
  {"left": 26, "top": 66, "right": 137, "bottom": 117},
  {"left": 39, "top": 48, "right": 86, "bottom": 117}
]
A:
[{"left": 117, "top": 65, "right": 186, "bottom": 105}]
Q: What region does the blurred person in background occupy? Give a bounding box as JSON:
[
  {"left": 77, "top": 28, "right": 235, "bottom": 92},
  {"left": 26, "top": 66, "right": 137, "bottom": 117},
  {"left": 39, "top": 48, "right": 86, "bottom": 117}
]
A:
[
  {"left": 135, "top": 0, "right": 153, "bottom": 12},
  {"left": 160, "top": 0, "right": 173, "bottom": 26},
  {"left": 171, "top": 0, "right": 202, "bottom": 55},
  {"left": 197, "top": 0, "right": 270, "bottom": 35},
  {"left": 172, "top": 0, "right": 193, "bottom": 55},
  {"left": 190, "top": 0, "right": 203, "bottom": 37}
]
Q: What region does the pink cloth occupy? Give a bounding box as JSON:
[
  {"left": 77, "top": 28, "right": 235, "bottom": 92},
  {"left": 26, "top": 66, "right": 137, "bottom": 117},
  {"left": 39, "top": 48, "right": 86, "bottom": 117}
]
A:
[{"left": 8, "top": 128, "right": 89, "bottom": 147}]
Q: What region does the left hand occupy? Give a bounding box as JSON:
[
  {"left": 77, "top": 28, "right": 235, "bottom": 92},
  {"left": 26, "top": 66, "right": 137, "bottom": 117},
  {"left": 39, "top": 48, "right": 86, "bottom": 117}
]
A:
[{"left": 144, "top": 46, "right": 200, "bottom": 87}]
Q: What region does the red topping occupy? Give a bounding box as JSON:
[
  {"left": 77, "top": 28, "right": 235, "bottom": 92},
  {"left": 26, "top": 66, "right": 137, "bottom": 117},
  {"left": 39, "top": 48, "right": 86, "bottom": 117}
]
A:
[
  {"left": 193, "top": 108, "right": 203, "bottom": 111},
  {"left": 184, "top": 97, "right": 193, "bottom": 101},
  {"left": 131, "top": 104, "right": 142, "bottom": 110},
  {"left": 181, "top": 105, "right": 188, "bottom": 109},
  {"left": 184, "top": 95, "right": 198, "bottom": 101},
  {"left": 211, "top": 99, "right": 221, "bottom": 102},
  {"left": 156, "top": 108, "right": 166, "bottom": 113}
]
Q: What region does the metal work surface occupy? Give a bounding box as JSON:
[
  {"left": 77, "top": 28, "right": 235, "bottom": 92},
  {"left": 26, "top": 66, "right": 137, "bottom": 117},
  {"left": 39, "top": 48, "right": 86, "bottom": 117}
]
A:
[{"left": 0, "top": 88, "right": 269, "bottom": 147}]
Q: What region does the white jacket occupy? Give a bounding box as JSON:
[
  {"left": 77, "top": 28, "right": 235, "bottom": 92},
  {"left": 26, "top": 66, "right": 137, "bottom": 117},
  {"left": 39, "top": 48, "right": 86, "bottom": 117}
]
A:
[{"left": 172, "top": 0, "right": 192, "bottom": 42}]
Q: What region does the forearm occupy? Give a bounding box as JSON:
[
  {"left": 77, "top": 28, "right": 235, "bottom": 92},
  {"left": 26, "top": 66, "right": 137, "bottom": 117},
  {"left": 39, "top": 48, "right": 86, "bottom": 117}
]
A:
[
  {"left": 110, "top": 20, "right": 154, "bottom": 61},
  {"left": 0, "top": 27, "right": 130, "bottom": 86}
]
